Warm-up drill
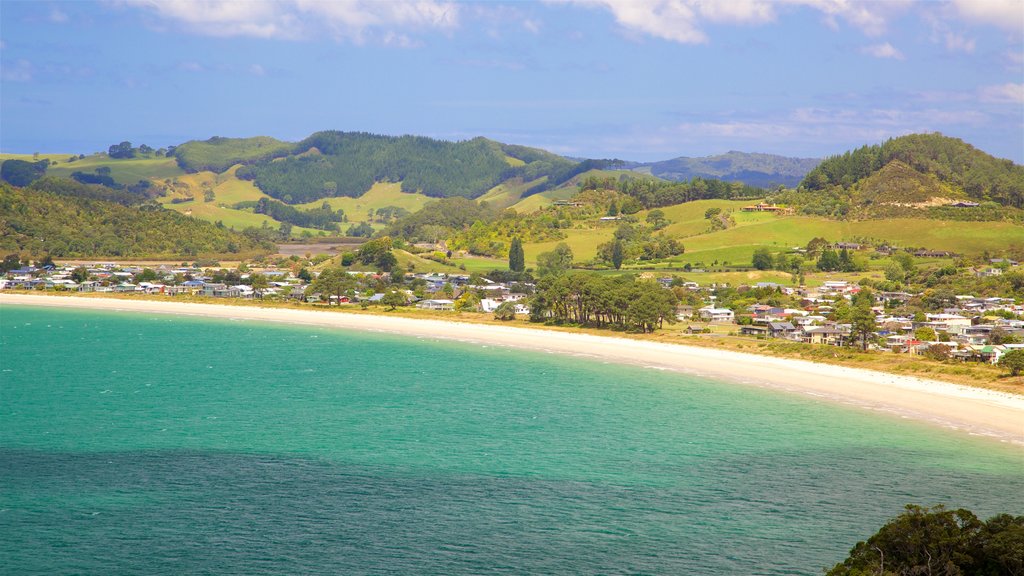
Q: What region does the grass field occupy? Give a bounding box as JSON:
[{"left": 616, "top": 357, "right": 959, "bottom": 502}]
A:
[
  {"left": 297, "top": 182, "right": 434, "bottom": 225},
  {"left": 477, "top": 177, "right": 548, "bottom": 210},
  {"left": 2, "top": 153, "right": 185, "bottom": 184}
]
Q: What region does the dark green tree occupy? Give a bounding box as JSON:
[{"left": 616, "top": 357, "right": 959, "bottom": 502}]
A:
[
  {"left": 827, "top": 505, "right": 1024, "bottom": 576},
  {"left": 611, "top": 239, "right": 624, "bottom": 270},
  {"left": 998, "top": 349, "right": 1024, "bottom": 377},
  {"left": 508, "top": 237, "right": 525, "bottom": 272},
  {"left": 751, "top": 248, "right": 773, "bottom": 271},
  {"left": 382, "top": 290, "right": 406, "bottom": 310},
  {"left": 817, "top": 248, "right": 841, "bottom": 271}
]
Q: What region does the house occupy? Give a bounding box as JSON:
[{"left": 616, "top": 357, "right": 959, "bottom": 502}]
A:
[
  {"left": 803, "top": 325, "right": 849, "bottom": 346},
  {"left": 740, "top": 325, "right": 769, "bottom": 338},
  {"left": 698, "top": 306, "right": 734, "bottom": 322},
  {"left": 768, "top": 322, "right": 797, "bottom": 338},
  {"left": 947, "top": 201, "right": 980, "bottom": 208},
  {"left": 417, "top": 299, "right": 455, "bottom": 311},
  {"left": 741, "top": 202, "right": 791, "bottom": 213},
  {"left": 200, "top": 283, "right": 240, "bottom": 298}
]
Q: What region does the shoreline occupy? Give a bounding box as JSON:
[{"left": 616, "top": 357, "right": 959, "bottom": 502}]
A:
[{"left": 4, "top": 293, "right": 1024, "bottom": 446}]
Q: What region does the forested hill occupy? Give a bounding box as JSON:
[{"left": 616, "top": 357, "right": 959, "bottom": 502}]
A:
[
  {"left": 801, "top": 133, "right": 1024, "bottom": 208},
  {"left": 641, "top": 151, "right": 820, "bottom": 188},
  {"left": 175, "top": 131, "right": 609, "bottom": 204},
  {"left": 0, "top": 182, "right": 271, "bottom": 258}
]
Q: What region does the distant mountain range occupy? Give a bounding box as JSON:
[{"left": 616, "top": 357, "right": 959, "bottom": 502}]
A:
[{"left": 631, "top": 151, "right": 821, "bottom": 188}]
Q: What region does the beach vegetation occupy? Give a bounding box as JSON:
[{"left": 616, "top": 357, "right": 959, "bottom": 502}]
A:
[
  {"left": 494, "top": 301, "right": 517, "bottom": 321},
  {"left": 997, "top": 350, "right": 1024, "bottom": 377},
  {"left": 826, "top": 504, "right": 1024, "bottom": 576}
]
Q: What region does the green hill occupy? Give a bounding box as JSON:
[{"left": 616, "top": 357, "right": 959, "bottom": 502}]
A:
[
  {"left": 0, "top": 182, "right": 271, "bottom": 259},
  {"left": 643, "top": 151, "right": 820, "bottom": 187},
  {"left": 801, "top": 133, "right": 1024, "bottom": 209},
  {"left": 173, "top": 136, "right": 292, "bottom": 173}
]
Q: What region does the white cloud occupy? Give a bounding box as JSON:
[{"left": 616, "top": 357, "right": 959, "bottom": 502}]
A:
[
  {"left": 551, "top": 0, "right": 917, "bottom": 44},
  {"left": 248, "top": 63, "right": 266, "bottom": 76},
  {"left": 979, "top": 83, "right": 1024, "bottom": 104},
  {"left": 49, "top": 7, "right": 69, "bottom": 23},
  {"left": 943, "top": 32, "right": 975, "bottom": 54},
  {"left": 861, "top": 42, "right": 904, "bottom": 60},
  {"left": 177, "top": 61, "right": 204, "bottom": 72},
  {"left": 1, "top": 59, "right": 34, "bottom": 82},
  {"left": 117, "top": 0, "right": 459, "bottom": 43},
  {"left": 951, "top": 0, "right": 1024, "bottom": 33}
]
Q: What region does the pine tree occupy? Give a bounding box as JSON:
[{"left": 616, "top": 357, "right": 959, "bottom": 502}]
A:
[{"left": 509, "top": 237, "right": 525, "bottom": 272}]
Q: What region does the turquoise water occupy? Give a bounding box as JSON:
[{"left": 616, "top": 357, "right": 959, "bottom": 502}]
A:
[{"left": 1, "top": 306, "right": 1022, "bottom": 574}]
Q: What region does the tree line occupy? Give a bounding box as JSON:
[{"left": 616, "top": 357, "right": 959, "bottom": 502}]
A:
[{"left": 529, "top": 273, "right": 678, "bottom": 333}]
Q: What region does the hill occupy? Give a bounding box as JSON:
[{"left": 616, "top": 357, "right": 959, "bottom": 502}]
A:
[
  {"left": 0, "top": 182, "right": 271, "bottom": 259},
  {"left": 639, "top": 151, "right": 820, "bottom": 187},
  {"left": 801, "top": 133, "right": 1024, "bottom": 210}
]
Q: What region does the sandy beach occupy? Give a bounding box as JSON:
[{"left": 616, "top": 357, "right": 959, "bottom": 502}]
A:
[{"left": 4, "top": 293, "right": 1023, "bottom": 446}]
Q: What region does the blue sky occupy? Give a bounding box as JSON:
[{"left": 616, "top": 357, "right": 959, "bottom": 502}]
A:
[{"left": 2, "top": 0, "right": 1022, "bottom": 162}]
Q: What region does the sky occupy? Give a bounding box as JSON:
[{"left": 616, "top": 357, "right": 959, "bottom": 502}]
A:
[{"left": 1, "top": 0, "right": 1022, "bottom": 162}]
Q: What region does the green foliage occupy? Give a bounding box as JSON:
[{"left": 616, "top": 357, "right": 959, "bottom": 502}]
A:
[
  {"left": 448, "top": 209, "right": 565, "bottom": 257},
  {"left": 1, "top": 159, "right": 49, "bottom": 187},
  {"left": 531, "top": 274, "right": 678, "bottom": 333},
  {"left": 998, "top": 349, "right": 1024, "bottom": 377},
  {"left": 0, "top": 183, "right": 269, "bottom": 258},
  {"left": 827, "top": 505, "right": 1024, "bottom": 576},
  {"left": 107, "top": 141, "right": 135, "bottom": 159},
  {"left": 494, "top": 301, "right": 518, "bottom": 321},
  {"left": 802, "top": 133, "right": 1024, "bottom": 209},
  {"left": 580, "top": 174, "right": 765, "bottom": 210},
  {"left": 346, "top": 222, "right": 374, "bottom": 237},
  {"left": 174, "top": 136, "right": 292, "bottom": 173},
  {"left": 536, "top": 243, "right": 574, "bottom": 277},
  {"left": 248, "top": 132, "right": 514, "bottom": 203},
  {"left": 381, "top": 290, "right": 406, "bottom": 310},
  {"left": 235, "top": 197, "right": 344, "bottom": 231},
  {"left": 385, "top": 197, "right": 498, "bottom": 243},
  {"left": 751, "top": 248, "right": 773, "bottom": 270},
  {"left": 508, "top": 237, "right": 525, "bottom": 272},
  {"left": 308, "top": 267, "right": 353, "bottom": 305}
]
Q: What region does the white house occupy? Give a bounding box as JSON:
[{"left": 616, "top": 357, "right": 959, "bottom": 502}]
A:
[{"left": 698, "top": 306, "right": 734, "bottom": 322}]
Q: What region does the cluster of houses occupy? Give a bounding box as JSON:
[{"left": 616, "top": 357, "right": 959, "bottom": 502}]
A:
[
  {"left": 681, "top": 277, "right": 1024, "bottom": 364},
  {"left": 5, "top": 261, "right": 1022, "bottom": 364},
  {"left": 0, "top": 263, "right": 531, "bottom": 315}
]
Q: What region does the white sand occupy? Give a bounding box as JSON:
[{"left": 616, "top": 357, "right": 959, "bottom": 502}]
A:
[{"left": 4, "top": 293, "right": 1023, "bottom": 446}]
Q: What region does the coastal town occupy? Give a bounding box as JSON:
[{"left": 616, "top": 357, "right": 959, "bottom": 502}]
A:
[{"left": 5, "top": 252, "right": 1022, "bottom": 370}]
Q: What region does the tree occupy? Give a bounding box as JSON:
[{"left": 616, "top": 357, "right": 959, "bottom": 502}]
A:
[
  {"left": 914, "top": 326, "right": 937, "bottom": 341},
  {"left": 817, "top": 248, "right": 841, "bottom": 272},
  {"left": 849, "top": 297, "right": 877, "bottom": 351},
  {"left": 827, "top": 505, "right": 1024, "bottom": 576},
  {"left": 884, "top": 261, "right": 905, "bottom": 283},
  {"left": 508, "top": 237, "right": 525, "bottom": 272},
  {"left": 250, "top": 273, "right": 269, "bottom": 299},
  {"left": 108, "top": 141, "right": 135, "bottom": 159},
  {"left": 390, "top": 269, "right": 404, "bottom": 285},
  {"left": 645, "top": 209, "right": 668, "bottom": 229},
  {"left": 494, "top": 301, "right": 517, "bottom": 321},
  {"left": 309, "top": 267, "right": 351, "bottom": 305},
  {"left": 998, "top": 349, "right": 1024, "bottom": 377},
  {"left": 70, "top": 266, "right": 89, "bottom": 283},
  {"left": 751, "top": 248, "right": 773, "bottom": 271},
  {"left": 375, "top": 250, "right": 398, "bottom": 272},
  {"left": 536, "top": 243, "right": 574, "bottom": 277},
  {"left": 611, "top": 239, "right": 624, "bottom": 270},
  {"left": 382, "top": 290, "right": 406, "bottom": 310}
]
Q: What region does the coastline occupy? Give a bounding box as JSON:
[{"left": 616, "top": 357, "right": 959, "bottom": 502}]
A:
[{"left": 4, "top": 293, "right": 1024, "bottom": 446}]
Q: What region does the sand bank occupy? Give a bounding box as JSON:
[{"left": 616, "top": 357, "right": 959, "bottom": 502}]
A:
[{"left": 4, "top": 293, "right": 1023, "bottom": 445}]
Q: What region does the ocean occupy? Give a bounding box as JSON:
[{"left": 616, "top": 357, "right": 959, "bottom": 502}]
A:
[{"left": 1, "top": 305, "right": 1021, "bottom": 574}]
